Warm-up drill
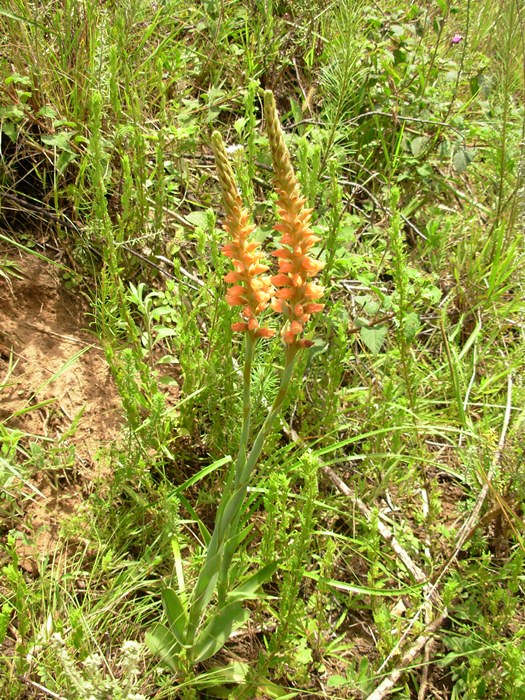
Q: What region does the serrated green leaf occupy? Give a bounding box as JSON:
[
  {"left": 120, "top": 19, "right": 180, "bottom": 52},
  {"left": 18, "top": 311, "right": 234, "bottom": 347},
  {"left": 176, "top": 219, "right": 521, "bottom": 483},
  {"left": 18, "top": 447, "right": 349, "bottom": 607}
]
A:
[
  {"left": 360, "top": 326, "right": 388, "bottom": 354},
  {"left": 186, "top": 210, "right": 209, "bottom": 229},
  {"left": 327, "top": 675, "right": 348, "bottom": 688},
  {"left": 151, "top": 305, "right": 173, "bottom": 320},
  {"left": 5, "top": 73, "right": 31, "bottom": 86},
  {"left": 355, "top": 294, "right": 380, "bottom": 315},
  {"left": 422, "top": 285, "right": 441, "bottom": 304},
  {"left": 1, "top": 104, "right": 25, "bottom": 120},
  {"left": 439, "top": 139, "right": 450, "bottom": 159},
  {"left": 37, "top": 105, "right": 57, "bottom": 119},
  {"left": 41, "top": 131, "right": 74, "bottom": 150},
  {"left": 57, "top": 150, "right": 77, "bottom": 174},
  {"left": 156, "top": 354, "right": 179, "bottom": 364},
  {"left": 0, "top": 603, "right": 13, "bottom": 644},
  {"left": 354, "top": 317, "right": 369, "bottom": 329},
  {"left": 453, "top": 147, "right": 476, "bottom": 173},
  {"left": 403, "top": 312, "right": 420, "bottom": 342},
  {"left": 153, "top": 326, "right": 178, "bottom": 340},
  {"left": 1, "top": 121, "right": 17, "bottom": 142},
  {"left": 157, "top": 375, "right": 178, "bottom": 386},
  {"left": 390, "top": 24, "right": 405, "bottom": 37}
]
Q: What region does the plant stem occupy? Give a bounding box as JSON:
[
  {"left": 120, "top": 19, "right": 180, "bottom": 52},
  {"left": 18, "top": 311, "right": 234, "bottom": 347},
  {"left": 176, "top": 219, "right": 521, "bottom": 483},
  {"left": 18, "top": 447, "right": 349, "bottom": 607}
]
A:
[
  {"left": 215, "top": 332, "right": 255, "bottom": 603},
  {"left": 184, "top": 345, "right": 299, "bottom": 651},
  {"left": 235, "top": 333, "right": 255, "bottom": 489},
  {"left": 238, "top": 345, "right": 298, "bottom": 487}
]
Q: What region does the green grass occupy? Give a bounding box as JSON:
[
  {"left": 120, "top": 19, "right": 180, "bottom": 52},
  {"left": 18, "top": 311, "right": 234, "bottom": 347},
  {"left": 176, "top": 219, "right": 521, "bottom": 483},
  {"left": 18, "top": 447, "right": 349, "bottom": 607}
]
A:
[{"left": 1, "top": 0, "right": 525, "bottom": 697}]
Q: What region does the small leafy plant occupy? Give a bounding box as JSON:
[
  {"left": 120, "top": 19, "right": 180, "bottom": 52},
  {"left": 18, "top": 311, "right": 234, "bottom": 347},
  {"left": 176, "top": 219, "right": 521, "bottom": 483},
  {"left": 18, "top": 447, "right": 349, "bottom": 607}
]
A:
[{"left": 51, "top": 635, "right": 146, "bottom": 700}]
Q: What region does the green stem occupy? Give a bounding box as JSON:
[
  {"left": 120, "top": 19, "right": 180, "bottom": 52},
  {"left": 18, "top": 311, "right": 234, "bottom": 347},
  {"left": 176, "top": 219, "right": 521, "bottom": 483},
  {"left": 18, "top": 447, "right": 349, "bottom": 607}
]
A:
[
  {"left": 184, "top": 343, "right": 299, "bottom": 652},
  {"left": 216, "top": 332, "right": 255, "bottom": 603},
  {"left": 217, "top": 347, "right": 299, "bottom": 587},
  {"left": 235, "top": 333, "right": 255, "bottom": 488},
  {"left": 238, "top": 345, "right": 298, "bottom": 487}
]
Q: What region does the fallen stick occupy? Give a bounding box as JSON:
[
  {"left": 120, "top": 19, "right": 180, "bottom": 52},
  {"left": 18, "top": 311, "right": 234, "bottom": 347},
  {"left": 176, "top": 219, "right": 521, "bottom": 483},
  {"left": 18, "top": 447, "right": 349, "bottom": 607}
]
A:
[
  {"left": 364, "top": 373, "right": 513, "bottom": 699},
  {"left": 453, "top": 373, "right": 513, "bottom": 553},
  {"left": 321, "top": 464, "right": 428, "bottom": 586},
  {"left": 364, "top": 611, "right": 448, "bottom": 700}
]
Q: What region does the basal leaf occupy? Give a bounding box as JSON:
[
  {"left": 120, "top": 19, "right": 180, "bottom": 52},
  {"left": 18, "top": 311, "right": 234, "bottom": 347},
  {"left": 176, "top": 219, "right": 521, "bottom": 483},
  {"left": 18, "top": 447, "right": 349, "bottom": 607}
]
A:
[
  {"left": 192, "top": 602, "right": 249, "bottom": 663},
  {"left": 162, "top": 588, "right": 188, "bottom": 646},
  {"left": 145, "top": 623, "right": 181, "bottom": 672}
]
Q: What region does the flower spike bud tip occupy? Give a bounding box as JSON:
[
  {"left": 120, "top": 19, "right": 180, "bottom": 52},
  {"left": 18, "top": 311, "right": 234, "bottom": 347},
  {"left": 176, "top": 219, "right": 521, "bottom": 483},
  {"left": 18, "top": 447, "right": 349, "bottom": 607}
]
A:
[
  {"left": 211, "top": 131, "right": 275, "bottom": 338},
  {"left": 263, "top": 91, "right": 325, "bottom": 347}
]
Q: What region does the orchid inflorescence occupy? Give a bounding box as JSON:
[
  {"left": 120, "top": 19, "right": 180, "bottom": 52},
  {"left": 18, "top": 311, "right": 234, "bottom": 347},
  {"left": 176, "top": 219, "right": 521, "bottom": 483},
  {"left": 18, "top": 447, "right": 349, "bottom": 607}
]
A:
[
  {"left": 211, "top": 90, "right": 325, "bottom": 349},
  {"left": 211, "top": 131, "right": 275, "bottom": 339}
]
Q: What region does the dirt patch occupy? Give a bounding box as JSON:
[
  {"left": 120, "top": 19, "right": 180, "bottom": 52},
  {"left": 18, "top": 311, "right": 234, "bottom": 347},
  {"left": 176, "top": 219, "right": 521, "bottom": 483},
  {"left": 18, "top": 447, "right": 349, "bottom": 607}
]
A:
[{"left": 0, "top": 251, "right": 122, "bottom": 570}]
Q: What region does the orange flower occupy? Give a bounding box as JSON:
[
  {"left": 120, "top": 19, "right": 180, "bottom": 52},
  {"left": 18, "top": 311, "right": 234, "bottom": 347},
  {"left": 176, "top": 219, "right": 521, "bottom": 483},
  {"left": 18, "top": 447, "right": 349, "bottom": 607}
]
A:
[
  {"left": 211, "top": 132, "right": 275, "bottom": 338},
  {"left": 263, "top": 91, "right": 325, "bottom": 347}
]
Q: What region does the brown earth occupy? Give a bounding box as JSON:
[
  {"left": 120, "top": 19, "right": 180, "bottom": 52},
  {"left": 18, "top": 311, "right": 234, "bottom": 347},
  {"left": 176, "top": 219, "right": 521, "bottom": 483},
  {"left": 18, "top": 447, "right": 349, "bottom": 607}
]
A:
[{"left": 0, "top": 251, "right": 122, "bottom": 571}]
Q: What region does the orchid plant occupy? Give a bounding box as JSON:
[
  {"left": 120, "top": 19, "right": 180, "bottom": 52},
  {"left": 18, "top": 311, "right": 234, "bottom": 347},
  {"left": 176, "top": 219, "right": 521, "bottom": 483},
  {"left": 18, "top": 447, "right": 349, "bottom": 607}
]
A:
[{"left": 147, "top": 90, "right": 326, "bottom": 674}]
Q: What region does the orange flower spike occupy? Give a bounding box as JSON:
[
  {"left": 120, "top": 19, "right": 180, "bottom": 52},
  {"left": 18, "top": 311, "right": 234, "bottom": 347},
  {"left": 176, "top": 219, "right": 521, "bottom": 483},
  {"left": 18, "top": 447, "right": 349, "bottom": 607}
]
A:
[
  {"left": 211, "top": 131, "right": 275, "bottom": 338},
  {"left": 263, "top": 91, "right": 325, "bottom": 347}
]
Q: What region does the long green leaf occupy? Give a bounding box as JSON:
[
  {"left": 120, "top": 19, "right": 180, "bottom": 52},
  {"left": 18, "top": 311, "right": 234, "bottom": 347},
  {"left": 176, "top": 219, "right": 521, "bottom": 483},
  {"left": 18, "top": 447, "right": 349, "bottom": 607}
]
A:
[
  {"left": 191, "top": 550, "right": 222, "bottom": 614},
  {"left": 171, "top": 455, "right": 232, "bottom": 495},
  {"left": 162, "top": 588, "right": 188, "bottom": 646},
  {"left": 192, "top": 602, "right": 249, "bottom": 663},
  {"left": 217, "top": 524, "right": 254, "bottom": 593},
  {"left": 145, "top": 623, "right": 180, "bottom": 672},
  {"left": 227, "top": 561, "right": 278, "bottom": 601},
  {"left": 305, "top": 571, "right": 424, "bottom": 596}
]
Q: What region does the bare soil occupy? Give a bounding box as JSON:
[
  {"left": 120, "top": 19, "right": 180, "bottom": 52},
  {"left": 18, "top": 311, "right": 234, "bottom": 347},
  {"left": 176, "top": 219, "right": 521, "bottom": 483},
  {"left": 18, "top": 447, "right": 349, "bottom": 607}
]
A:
[{"left": 0, "top": 251, "right": 122, "bottom": 571}]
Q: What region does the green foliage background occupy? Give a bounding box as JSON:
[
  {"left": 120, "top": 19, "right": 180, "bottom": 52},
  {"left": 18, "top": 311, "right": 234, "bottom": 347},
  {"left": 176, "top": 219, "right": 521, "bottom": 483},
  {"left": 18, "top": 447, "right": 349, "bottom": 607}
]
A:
[{"left": 1, "top": 0, "right": 525, "bottom": 697}]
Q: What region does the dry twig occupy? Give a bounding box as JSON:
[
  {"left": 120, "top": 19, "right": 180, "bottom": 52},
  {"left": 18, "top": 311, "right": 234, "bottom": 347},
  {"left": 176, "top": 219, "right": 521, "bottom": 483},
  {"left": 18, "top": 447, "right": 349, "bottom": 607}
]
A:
[
  {"left": 321, "top": 464, "right": 428, "bottom": 586},
  {"left": 364, "top": 612, "right": 448, "bottom": 700},
  {"left": 364, "top": 373, "right": 513, "bottom": 700}
]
